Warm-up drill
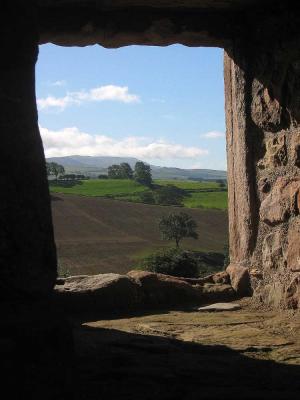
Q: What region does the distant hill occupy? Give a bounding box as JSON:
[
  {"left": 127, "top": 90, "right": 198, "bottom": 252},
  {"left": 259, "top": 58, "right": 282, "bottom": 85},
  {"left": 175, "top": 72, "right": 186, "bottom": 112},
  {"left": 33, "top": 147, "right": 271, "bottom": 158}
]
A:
[
  {"left": 47, "top": 155, "right": 139, "bottom": 168},
  {"left": 150, "top": 166, "right": 227, "bottom": 181},
  {"left": 47, "top": 155, "right": 227, "bottom": 181}
]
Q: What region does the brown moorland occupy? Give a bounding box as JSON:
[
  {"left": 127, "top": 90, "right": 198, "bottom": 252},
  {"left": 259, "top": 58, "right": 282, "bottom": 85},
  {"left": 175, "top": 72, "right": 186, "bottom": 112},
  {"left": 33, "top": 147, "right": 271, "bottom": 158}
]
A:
[{"left": 51, "top": 194, "right": 228, "bottom": 275}]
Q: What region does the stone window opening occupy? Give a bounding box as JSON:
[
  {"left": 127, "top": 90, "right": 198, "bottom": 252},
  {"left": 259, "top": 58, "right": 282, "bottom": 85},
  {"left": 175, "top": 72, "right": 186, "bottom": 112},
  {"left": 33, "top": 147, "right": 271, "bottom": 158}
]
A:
[
  {"left": 1, "top": 2, "right": 299, "bottom": 310},
  {"left": 36, "top": 43, "right": 228, "bottom": 283}
]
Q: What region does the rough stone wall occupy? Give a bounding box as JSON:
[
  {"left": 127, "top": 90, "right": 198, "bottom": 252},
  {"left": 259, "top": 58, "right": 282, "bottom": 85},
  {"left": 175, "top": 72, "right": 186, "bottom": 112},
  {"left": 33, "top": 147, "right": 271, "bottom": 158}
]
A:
[
  {"left": 0, "top": 3, "right": 57, "bottom": 299},
  {"left": 0, "top": 0, "right": 299, "bottom": 309},
  {"left": 225, "top": 10, "right": 300, "bottom": 308}
]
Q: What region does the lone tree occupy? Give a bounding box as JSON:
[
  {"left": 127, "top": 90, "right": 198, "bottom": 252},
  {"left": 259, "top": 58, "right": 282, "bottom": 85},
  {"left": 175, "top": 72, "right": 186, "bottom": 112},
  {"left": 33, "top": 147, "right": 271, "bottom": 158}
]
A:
[
  {"left": 159, "top": 212, "right": 198, "bottom": 248},
  {"left": 134, "top": 161, "right": 152, "bottom": 187},
  {"left": 46, "top": 162, "right": 65, "bottom": 180}
]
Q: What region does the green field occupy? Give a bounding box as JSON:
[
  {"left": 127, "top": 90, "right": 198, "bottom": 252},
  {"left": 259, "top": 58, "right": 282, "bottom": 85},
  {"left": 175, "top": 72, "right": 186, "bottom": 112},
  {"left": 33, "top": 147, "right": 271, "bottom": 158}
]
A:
[
  {"left": 183, "top": 191, "right": 228, "bottom": 210},
  {"left": 49, "top": 179, "right": 228, "bottom": 210},
  {"left": 155, "top": 180, "right": 220, "bottom": 189}
]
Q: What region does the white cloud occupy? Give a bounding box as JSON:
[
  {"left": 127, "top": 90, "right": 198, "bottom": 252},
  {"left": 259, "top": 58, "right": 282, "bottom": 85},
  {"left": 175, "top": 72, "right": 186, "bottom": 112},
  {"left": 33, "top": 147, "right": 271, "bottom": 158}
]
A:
[
  {"left": 201, "top": 131, "right": 225, "bottom": 139},
  {"left": 37, "top": 95, "right": 76, "bottom": 110},
  {"left": 40, "top": 126, "right": 208, "bottom": 160},
  {"left": 37, "top": 85, "right": 140, "bottom": 111}
]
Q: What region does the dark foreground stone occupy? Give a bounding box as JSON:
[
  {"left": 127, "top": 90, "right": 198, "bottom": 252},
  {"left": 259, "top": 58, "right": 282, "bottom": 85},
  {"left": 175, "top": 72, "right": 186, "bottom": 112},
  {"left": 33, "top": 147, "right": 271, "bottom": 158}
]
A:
[{"left": 0, "top": 301, "right": 74, "bottom": 399}]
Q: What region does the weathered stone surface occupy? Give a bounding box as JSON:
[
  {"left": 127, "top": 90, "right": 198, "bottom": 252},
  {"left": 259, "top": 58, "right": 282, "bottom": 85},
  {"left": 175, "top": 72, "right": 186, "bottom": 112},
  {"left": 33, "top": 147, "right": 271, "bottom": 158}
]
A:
[
  {"left": 211, "top": 271, "right": 230, "bottom": 284},
  {"left": 198, "top": 302, "right": 241, "bottom": 312},
  {"left": 224, "top": 50, "right": 257, "bottom": 267},
  {"left": 262, "top": 229, "right": 285, "bottom": 270},
  {"left": 81, "top": 302, "right": 300, "bottom": 397},
  {"left": 55, "top": 273, "right": 143, "bottom": 311},
  {"left": 226, "top": 264, "right": 251, "bottom": 296},
  {"left": 249, "top": 268, "right": 263, "bottom": 279},
  {"left": 252, "top": 83, "right": 284, "bottom": 132},
  {"left": 286, "top": 275, "right": 300, "bottom": 309},
  {"left": 179, "top": 275, "right": 215, "bottom": 285},
  {"left": 201, "top": 283, "right": 235, "bottom": 301},
  {"left": 292, "top": 131, "right": 300, "bottom": 168},
  {"left": 260, "top": 177, "right": 300, "bottom": 225},
  {"left": 127, "top": 270, "right": 203, "bottom": 307},
  {"left": 258, "top": 133, "right": 287, "bottom": 169},
  {"left": 55, "top": 271, "right": 237, "bottom": 312},
  {"left": 36, "top": 0, "right": 269, "bottom": 48},
  {"left": 181, "top": 271, "right": 230, "bottom": 285},
  {"left": 256, "top": 281, "right": 286, "bottom": 309},
  {"left": 287, "top": 218, "right": 300, "bottom": 271},
  {"left": 258, "top": 177, "right": 271, "bottom": 194}
]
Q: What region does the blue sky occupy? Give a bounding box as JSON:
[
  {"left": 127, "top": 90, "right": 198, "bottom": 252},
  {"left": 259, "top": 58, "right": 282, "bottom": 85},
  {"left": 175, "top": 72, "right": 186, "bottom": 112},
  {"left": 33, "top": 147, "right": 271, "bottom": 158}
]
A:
[{"left": 36, "top": 44, "right": 226, "bottom": 170}]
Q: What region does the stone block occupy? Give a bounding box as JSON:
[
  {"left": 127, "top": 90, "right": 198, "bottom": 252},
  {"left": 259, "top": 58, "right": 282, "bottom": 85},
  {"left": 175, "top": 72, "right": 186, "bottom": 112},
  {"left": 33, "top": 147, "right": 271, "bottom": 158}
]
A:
[
  {"left": 291, "top": 131, "right": 300, "bottom": 167},
  {"left": 251, "top": 83, "right": 283, "bottom": 132},
  {"left": 212, "top": 271, "right": 230, "bottom": 284},
  {"left": 258, "top": 177, "right": 271, "bottom": 194},
  {"left": 262, "top": 282, "right": 285, "bottom": 309},
  {"left": 198, "top": 303, "right": 241, "bottom": 312},
  {"left": 259, "top": 133, "right": 287, "bottom": 169},
  {"left": 287, "top": 218, "right": 300, "bottom": 271},
  {"left": 226, "top": 264, "right": 252, "bottom": 296},
  {"left": 55, "top": 273, "right": 143, "bottom": 312},
  {"left": 201, "top": 283, "right": 235, "bottom": 302},
  {"left": 262, "top": 229, "right": 285, "bottom": 270},
  {"left": 286, "top": 275, "right": 300, "bottom": 309},
  {"left": 260, "top": 177, "right": 300, "bottom": 224},
  {"left": 127, "top": 270, "right": 203, "bottom": 307}
]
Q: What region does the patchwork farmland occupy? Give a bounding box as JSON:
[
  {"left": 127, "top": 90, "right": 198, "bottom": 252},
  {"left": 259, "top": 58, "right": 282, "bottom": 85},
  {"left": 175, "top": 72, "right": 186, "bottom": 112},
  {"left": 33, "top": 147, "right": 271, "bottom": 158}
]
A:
[{"left": 51, "top": 193, "right": 228, "bottom": 276}]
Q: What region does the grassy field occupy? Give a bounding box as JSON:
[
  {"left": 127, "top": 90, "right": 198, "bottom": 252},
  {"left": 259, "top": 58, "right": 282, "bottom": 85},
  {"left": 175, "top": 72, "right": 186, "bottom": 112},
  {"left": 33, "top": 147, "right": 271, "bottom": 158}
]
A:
[
  {"left": 183, "top": 191, "right": 228, "bottom": 210},
  {"left": 50, "top": 179, "right": 228, "bottom": 210},
  {"left": 50, "top": 179, "right": 147, "bottom": 197},
  {"left": 155, "top": 180, "right": 220, "bottom": 189},
  {"left": 52, "top": 194, "right": 228, "bottom": 276}
]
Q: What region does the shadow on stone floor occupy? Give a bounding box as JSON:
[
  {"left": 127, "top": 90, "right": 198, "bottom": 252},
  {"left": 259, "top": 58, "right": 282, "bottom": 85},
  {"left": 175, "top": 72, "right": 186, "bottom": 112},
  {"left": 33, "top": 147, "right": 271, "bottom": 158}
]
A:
[
  {"left": 73, "top": 324, "right": 300, "bottom": 400},
  {"left": 1, "top": 302, "right": 300, "bottom": 400}
]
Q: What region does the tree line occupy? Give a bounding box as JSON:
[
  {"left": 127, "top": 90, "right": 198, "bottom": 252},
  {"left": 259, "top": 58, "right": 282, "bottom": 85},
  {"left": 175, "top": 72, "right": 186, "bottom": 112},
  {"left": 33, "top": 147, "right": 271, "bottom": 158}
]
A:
[
  {"left": 46, "top": 162, "right": 89, "bottom": 181},
  {"left": 101, "top": 161, "right": 153, "bottom": 187}
]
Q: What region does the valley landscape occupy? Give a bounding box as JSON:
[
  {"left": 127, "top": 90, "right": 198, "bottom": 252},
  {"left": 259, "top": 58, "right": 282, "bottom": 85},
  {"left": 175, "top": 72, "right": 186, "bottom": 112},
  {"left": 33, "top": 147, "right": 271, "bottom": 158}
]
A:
[
  {"left": 4, "top": 4, "right": 300, "bottom": 397},
  {"left": 48, "top": 156, "right": 228, "bottom": 276},
  {"left": 47, "top": 155, "right": 227, "bottom": 181}
]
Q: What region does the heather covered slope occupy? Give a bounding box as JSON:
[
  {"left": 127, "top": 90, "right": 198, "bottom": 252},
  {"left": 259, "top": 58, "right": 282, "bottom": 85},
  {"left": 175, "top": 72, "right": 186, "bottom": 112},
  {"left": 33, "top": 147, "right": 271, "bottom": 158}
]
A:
[{"left": 51, "top": 194, "right": 228, "bottom": 275}]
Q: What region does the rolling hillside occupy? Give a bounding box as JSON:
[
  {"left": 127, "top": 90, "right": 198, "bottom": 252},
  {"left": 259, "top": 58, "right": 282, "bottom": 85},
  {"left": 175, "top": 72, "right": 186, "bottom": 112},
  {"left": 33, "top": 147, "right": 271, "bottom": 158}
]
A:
[
  {"left": 47, "top": 155, "right": 227, "bottom": 181},
  {"left": 51, "top": 194, "right": 228, "bottom": 276},
  {"left": 49, "top": 179, "right": 228, "bottom": 210}
]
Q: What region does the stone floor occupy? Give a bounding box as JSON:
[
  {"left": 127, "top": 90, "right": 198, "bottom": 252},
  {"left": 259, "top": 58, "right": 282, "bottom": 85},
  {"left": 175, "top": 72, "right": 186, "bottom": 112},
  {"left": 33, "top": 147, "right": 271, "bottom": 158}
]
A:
[{"left": 71, "top": 299, "right": 300, "bottom": 399}]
